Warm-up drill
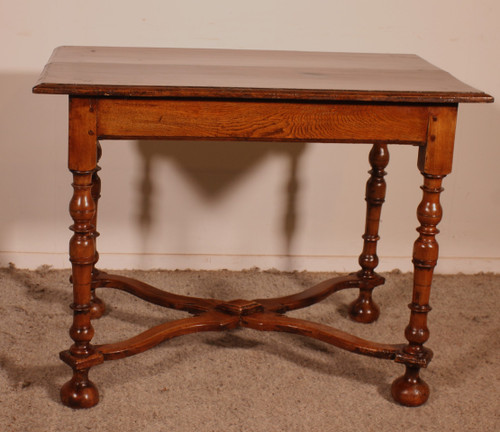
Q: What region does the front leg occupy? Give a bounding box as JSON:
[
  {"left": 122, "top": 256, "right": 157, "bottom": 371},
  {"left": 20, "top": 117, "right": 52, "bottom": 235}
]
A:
[
  {"left": 391, "top": 173, "right": 443, "bottom": 406},
  {"left": 391, "top": 106, "right": 457, "bottom": 406},
  {"left": 60, "top": 98, "right": 101, "bottom": 408}
]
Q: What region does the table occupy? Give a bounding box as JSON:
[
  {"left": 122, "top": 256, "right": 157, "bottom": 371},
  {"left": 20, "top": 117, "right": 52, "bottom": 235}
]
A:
[{"left": 33, "top": 46, "right": 493, "bottom": 409}]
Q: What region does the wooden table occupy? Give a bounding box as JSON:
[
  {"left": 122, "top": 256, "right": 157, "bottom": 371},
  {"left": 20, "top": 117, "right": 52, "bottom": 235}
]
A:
[{"left": 33, "top": 46, "right": 493, "bottom": 409}]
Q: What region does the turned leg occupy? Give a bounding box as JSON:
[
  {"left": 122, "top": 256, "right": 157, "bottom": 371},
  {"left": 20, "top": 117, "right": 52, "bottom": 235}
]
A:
[
  {"left": 391, "top": 107, "right": 457, "bottom": 407},
  {"left": 61, "top": 98, "right": 101, "bottom": 408},
  {"left": 391, "top": 173, "right": 444, "bottom": 406},
  {"left": 90, "top": 141, "right": 105, "bottom": 319},
  {"left": 349, "top": 143, "right": 389, "bottom": 323}
]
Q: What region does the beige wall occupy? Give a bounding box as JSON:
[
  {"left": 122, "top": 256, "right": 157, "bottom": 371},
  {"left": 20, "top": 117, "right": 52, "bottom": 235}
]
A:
[{"left": 1, "top": 0, "right": 499, "bottom": 273}]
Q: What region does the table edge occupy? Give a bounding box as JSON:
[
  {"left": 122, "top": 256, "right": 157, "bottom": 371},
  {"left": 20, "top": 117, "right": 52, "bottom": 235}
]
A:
[{"left": 32, "top": 83, "right": 494, "bottom": 104}]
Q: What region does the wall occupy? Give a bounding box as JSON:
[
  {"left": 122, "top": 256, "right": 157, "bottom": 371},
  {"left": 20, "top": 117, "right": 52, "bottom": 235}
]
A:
[{"left": 1, "top": 0, "right": 499, "bottom": 273}]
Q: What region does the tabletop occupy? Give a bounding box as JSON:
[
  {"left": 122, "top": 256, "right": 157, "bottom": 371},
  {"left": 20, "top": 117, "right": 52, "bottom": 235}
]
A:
[{"left": 32, "top": 46, "right": 493, "bottom": 104}]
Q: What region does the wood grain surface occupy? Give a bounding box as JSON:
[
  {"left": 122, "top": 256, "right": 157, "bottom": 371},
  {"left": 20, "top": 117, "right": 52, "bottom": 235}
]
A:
[
  {"left": 33, "top": 46, "right": 493, "bottom": 103},
  {"left": 96, "top": 98, "right": 431, "bottom": 143}
]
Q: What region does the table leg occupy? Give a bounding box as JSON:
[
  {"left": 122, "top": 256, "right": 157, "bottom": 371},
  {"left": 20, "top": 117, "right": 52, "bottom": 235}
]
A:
[
  {"left": 349, "top": 143, "right": 389, "bottom": 323},
  {"left": 391, "top": 107, "right": 456, "bottom": 406},
  {"left": 391, "top": 172, "right": 444, "bottom": 406},
  {"left": 60, "top": 98, "right": 101, "bottom": 408}
]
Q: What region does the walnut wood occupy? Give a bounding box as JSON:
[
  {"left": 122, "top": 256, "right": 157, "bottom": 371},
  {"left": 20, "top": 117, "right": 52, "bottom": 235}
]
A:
[
  {"left": 95, "top": 313, "right": 239, "bottom": 360},
  {"left": 348, "top": 143, "right": 389, "bottom": 323},
  {"left": 96, "top": 99, "right": 430, "bottom": 144},
  {"left": 60, "top": 349, "right": 104, "bottom": 371},
  {"left": 254, "top": 273, "right": 362, "bottom": 313},
  {"left": 60, "top": 272, "right": 413, "bottom": 369},
  {"left": 418, "top": 106, "right": 458, "bottom": 176},
  {"left": 32, "top": 47, "right": 493, "bottom": 409},
  {"left": 64, "top": 97, "right": 99, "bottom": 408},
  {"left": 95, "top": 272, "right": 222, "bottom": 314},
  {"left": 390, "top": 106, "right": 459, "bottom": 406},
  {"left": 95, "top": 272, "right": 361, "bottom": 315},
  {"left": 391, "top": 365, "right": 430, "bottom": 407},
  {"left": 60, "top": 368, "right": 99, "bottom": 409},
  {"left": 91, "top": 272, "right": 410, "bottom": 363},
  {"left": 33, "top": 47, "right": 493, "bottom": 103},
  {"left": 392, "top": 107, "right": 454, "bottom": 406},
  {"left": 242, "top": 313, "right": 406, "bottom": 359},
  {"left": 391, "top": 173, "right": 445, "bottom": 407}
]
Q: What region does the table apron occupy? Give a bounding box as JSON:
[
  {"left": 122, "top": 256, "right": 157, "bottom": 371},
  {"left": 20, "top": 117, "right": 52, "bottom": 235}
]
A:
[{"left": 95, "top": 99, "right": 432, "bottom": 144}]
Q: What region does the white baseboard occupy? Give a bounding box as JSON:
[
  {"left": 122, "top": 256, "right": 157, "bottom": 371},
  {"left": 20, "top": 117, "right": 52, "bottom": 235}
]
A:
[{"left": 1, "top": 251, "right": 499, "bottom": 274}]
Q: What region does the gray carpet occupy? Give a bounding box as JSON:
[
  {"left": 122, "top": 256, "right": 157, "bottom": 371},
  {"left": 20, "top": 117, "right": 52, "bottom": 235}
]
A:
[{"left": 0, "top": 265, "right": 498, "bottom": 431}]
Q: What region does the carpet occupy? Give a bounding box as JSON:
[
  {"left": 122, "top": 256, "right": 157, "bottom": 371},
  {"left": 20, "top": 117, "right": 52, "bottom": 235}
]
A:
[{"left": 0, "top": 266, "right": 498, "bottom": 431}]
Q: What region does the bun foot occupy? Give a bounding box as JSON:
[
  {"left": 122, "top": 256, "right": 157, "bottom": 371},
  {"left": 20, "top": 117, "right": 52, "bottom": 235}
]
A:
[
  {"left": 391, "top": 366, "right": 429, "bottom": 407},
  {"left": 61, "top": 369, "right": 99, "bottom": 409},
  {"left": 348, "top": 293, "right": 380, "bottom": 323},
  {"left": 90, "top": 295, "right": 106, "bottom": 319}
]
